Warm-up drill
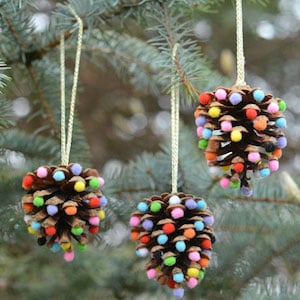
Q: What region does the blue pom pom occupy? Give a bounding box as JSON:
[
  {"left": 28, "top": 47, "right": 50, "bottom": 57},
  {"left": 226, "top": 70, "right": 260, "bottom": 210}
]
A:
[
  {"left": 70, "top": 163, "right": 82, "bottom": 175},
  {"left": 53, "top": 170, "right": 65, "bottom": 181},
  {"left": 275, "top": 118, "right": 286, "bottom": 128},
  {"left": 241, "top": 186, "right": 253, "bottom": 197},
  {"left": 175, "top": 241, "right": 186, "bottom": 252},
  {"left": 31, "top": 221, "right": 41, "bottom": 230},
  {"left": 173, "top": 288, "right": 185, "bottom": 299},
  {"left": 185, "top": 198, "right": 197, "bottom": 210},
  {"left": 229, "top": 92, "right": 242, "bottom": 105},
  {"left": 136, "top": 248, "right": 148, "bottom": 257},
  {"left": 100, "top": 196, "right": 108, "bottom": 207},
  {"left": 173, "top": 272, "right": 184, "bottom": 283},
  {"left": 157, "top": 234, "right": 168, "bottom": 245},
  {"left": 195, "top": 116, "right": 206, "bottom": 126},
  {"left": 197, "top": 199, "right": 207, "bottom": 210},
  {"left": 253, "top": 90, "right": 265, "bottom": 102},
  {"left": 50, "top": 242, "right": 60, "bottom": 253},
  {"left": 142, "top": 219, "right": 153, "bottom": 231},
  {"left": 259, "top": 168, "right": 270, "bottom": 177},
  {"left": 137, "top": 202, "right": 148, "bottom": 212},
  {"left": 202, "top": 128, "right": 212, "bottom": 139},
  {"left": 194, "top": 220, "right": 204, "bottom": 231}
]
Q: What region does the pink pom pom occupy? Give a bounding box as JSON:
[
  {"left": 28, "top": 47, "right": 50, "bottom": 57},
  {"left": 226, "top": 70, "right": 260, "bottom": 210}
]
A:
[
  {"left": 98, "top": 177, "right": 105, "bottom": 187},
  {"left": 269, "top": 159, "right": 279, "bottom": 171},
  {"left": 197, "top": 126, "right": 204, "bottom": 137},
  {"left": 248, "top": 152, "right": 261, "bottom": 163},
  {"left": 188, "top": 251, "right": 200, "bottom": 261},
  {"left": 89, "top": 216, "right": 100, "bottom": 226},
  {"left": 171, "top": 207, "right": 184, "bottom": 219},
  {"left": 221, "top": 121, "right": 232, "bottom": 132},
  {"left": 146, "top": 268, "right": 157, "bottom": 279},
  {"left": 267, "top": 102, "right": 279, "bottom": 114},
  {"left": 64, "top": 251, "right": 75, "bottom": 262},
  {"left": 187, "top": 277, "right": 198, "bottom": 288},
  {"left": 215, "top": 88, "right": 227, "bottom": 100},
  {"left": 220, "top": 177, "right": 230, "bottom": 188},
  {"left": 129, "top": 216, "right": 140, "bottom": 226},
  {"left": 36, "top": 166, "right": 48, "bottom": 178}
]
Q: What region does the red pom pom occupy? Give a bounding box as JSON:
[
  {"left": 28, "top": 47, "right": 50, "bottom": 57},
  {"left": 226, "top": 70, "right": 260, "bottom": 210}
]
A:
[
  {"left": 201, "top": 239, "right": 212, "bottom": 249},
  {"left": 45, "top": 226, "right": 56, "bottom": 236},
  {"left": 167, "top": 279, "right": 176, "bottom": 289},
  {"left": 89, "top": 197, "right": 100, "bottom": 208},
  {"left": 233, "top": 162, "right": 244, "bottom": 173},
  {"left": 89, "top": 225, "right": 99, "bottom": 234},
  {"left": 22, "top": 174, "right": 34, "bottom": 190},
  {"left": 140, "top": 235, "right": 150, "bottom": 244},
  {"left": 246, "top": 108, "right": 257, "bottom": 120},
  {"left": 199, "top": 93, "right": 211, "bottom": 105},
  {"left": 162, "top": 223, "right": 175, "bottom": 234},
  {"left": 23, "top": 203, "right": 33, "bottom": 212}
]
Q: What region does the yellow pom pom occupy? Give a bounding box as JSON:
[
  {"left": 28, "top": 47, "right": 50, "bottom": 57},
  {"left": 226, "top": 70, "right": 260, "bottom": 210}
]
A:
[
  {"left": 230, "top": 130, "right": 242, "bottom": 142},
  {"left": 98, "top": 209, "right": 105, "bottom": 220},
  {"left": 208, "top": 107, "right": 221, "bottom": 118},
  {"left": 74, "top": 181, "right": 86, "bottom": 192},
  {"left": 187, "top": 267, "right": 199, "bottom": 278},
  {"left": 61, "top": 242, "right": 72, "bottom": 251},
  {"left": 27, "top": 226, "right": 37, "bottom": 234},
  {"left": 221, "top": 165, "right": 230, "bottom": 172}
]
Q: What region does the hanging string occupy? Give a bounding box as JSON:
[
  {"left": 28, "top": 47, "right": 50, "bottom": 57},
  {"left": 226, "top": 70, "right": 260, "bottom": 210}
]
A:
[
  {"left": 235, "top": 0, "right": 246, "bottom": 86},
  {"left": 60, "top": 33, "right": 66, "bottom": 165},
  {"left": 60, "top": 5, "right": 83, "bottom": 165},
  {"left": 171, "top": 43, "right": 180, "bottom": 194}
]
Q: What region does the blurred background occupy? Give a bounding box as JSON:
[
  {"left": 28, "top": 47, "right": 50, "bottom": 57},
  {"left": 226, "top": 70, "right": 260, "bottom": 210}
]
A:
[{"left": 1, "top": 0, "right": 300, "bottom": 299}]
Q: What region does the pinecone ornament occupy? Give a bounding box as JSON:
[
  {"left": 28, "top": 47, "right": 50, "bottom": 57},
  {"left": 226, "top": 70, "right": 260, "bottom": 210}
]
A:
[
  {"left": 194, "top": 85, "right": 287, "bottom": 196},
  {"left": 21, "top": 163, "right": 107, "bottom": 261},
  {"left": 130, "top": 192, "right": 215, "bottom": 298}
]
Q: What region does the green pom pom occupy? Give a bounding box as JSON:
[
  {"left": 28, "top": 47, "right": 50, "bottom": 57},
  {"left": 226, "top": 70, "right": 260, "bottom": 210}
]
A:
[
  {"left": 89, "top": 177, "right": 100, "bottom": 189},
  {"left": 278, "top": 99, "right": 286, "bottom": 112},
  {"left": 198, "top": 139, "right": 208, "bottom": 149},
  {"left": 230, "top": 181, "right": 240, "bottom": 188},
  {"left": 199, "top": 269, "right": 205, "bottom": 280},
  {"left": 77, "top": 243, "right": 87, "bottom": 251},
  {"left": 164, "top": 256, "right": 176, "bottom": 266},
  {"left": 33, "top": 196, "right": 44, "bottom": 207},
  {"left": 71, "top": 227, "right": 83, "bottom": 235},
  {"left": 150, "top": 201, "right": 161, "bottom": 212}
]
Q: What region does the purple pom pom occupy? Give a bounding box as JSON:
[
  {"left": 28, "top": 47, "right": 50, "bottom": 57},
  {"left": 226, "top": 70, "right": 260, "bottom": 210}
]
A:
[{"left": 70, "top": 163, "right": 83, "bottom": 175}]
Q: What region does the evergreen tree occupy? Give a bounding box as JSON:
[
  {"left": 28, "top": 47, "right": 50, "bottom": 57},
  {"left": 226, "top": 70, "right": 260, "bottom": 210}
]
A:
[{"left": 0, "top": 0, "right": 299, "bottom": 299}]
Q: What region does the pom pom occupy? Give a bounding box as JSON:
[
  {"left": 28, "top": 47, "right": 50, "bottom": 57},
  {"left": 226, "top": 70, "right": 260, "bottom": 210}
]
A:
[
  {"left": 187, "top": 267, "right": 199, "bottom": 278},
  {"left": 259, "top": 168, "right": 270, "bottom": 177},
  {"left": 89, "top": 216, "right": 100, "bottom": 226},
  {"left": 173, "top": 288, "right": 184, "bottom": 299},
  {"left": 196, "top": 126, "right": 204, "bottom": 137},
  {"left": 137, "top": 202, "right": 148, "bottom": 212},
  {"left": 229, "top": 92, "right": 242, "bottom": 105},
  {"left": 275, "top": 117, "right": 286, "bottom": 128},
  {"left": 233, "top": 162, "right": 244, "bottom": 173},
  {"left": 163, "top": 223, "right": 175, "bottom": 234},
  {"left": 189, "top": 251, "right": 200, "bottom": 261},
  {"left": 89, "top": 197, "right": 100, "bottom": 208},
  {"left": 253, "top": 89, "right": 265, "bottom": 101},
  {"left": 199, "top": 92, "right": 212, "bottom": 105},
  {"left": 248, "top": 152, "right": 261, "bottom": 163},
  {"left": 50, "top": 242, "right": 61, "bottom": 253},
  {"left": 100, "top": 196, "right": 108, "bottom": 207},
  {"left": 185, "top": 198, "right": 197, "bottom": 210},
  {"left": 194, "top": 220, "right": 204, "bottom": 231},
  {"left": 164, "top": 256, "right": 176, "bottom": 266},
  {"left": 173, "top": 272, "right": 184, "bottom": 283},
  {"left": 89, "top": 177, "right": 100, "bottom": 189},
  {"left": 33, "top": 196, "right": 44, "bottom": 207},
  {"left": 278, "top": 99, "right": 286, "bottom": 111},
  {"left": 198, "top": 139, "right": 208, "bottom": 149},
  {"left": 74, "top": 181, "right": 86, "bottom": 192},
  {"left": 70, "top": 163, "right": 82, "bottom": 175},
  {"left": 220, "top": 177, "right": 230, "bottom": 188},
  {"left": 215, "top": 88, "right": 227, "bottom": 100},
  {"left": 196, "top": 199, "right": 207, "bottom": 210},
  {"left": 45, "top": 226, "right": 56, "bottom": 236},
  {"left": 65, "top": 206, "right": 77, "bottom": 215},
  {"left": 246, "top": 108, "right": 257, "bottom": 120},
  {"left": 71, "top": 227, "right": 84, "bottom": 235},
  {"left": 175, "top": 241, "right": 186, "bottom": 252},
  {"left": 36, "top": 166, "right": 48, "bottom": 178},
  {"left": 241, "top": 186, "right": 253, "bottom": 197},
  {"left": 221, "top": 120, "right": 232, "bottom": 132},
  {"left": 53, "top": 170, "right": 65, "bottom": 181},
  {"left": 184, "top": 228, "right": 196, "bottom": 239},
  {"left": 171, "top": 207, "right": 184, "bottom": 219},
  {"left": 277, "top": 136, "right": 287, "bottom": 149},
  {"left": 88, "top": 225, "right": 99, "bottom": 234},
  {"left": 202, "top": 128, "right": 212, "bottom": 139},
  {"left": 157, "top": 234, "right": 168, "bottom": 245},
  {"left": 64, "top": 251, "right": 75, "bottom": 262},
  {"left": 129, "top": 216, "right": 140, "bottom": 227},
  {"left": 22, "top": 174, "right": 34, "bottom": 190},
  {"left": 208, "top": 107, "right": 221, "bottom": 118},
  {"left": 142, "top": 219, "right": 153, "bottom": 231},
  {"left": 169, "top": 195, "right": 181, "bottom": 204},
  {"left": 195, "top": 116, "right": 206, "bottom": 126},
  {"left": 269, "top": 160, "right": 279, "bottom": 171},
  {"left": 230, "top": 130, "right": 242, "bottom": 142},
  {"left": 146, "top": 268, "right": 157, "bottom": 279},
  {"left": 47, "top": 205, "right": 58, "bottom": 216},
  {"left": 150, "top": 201, "right": 162, "bottom": 212},
  {"left": 187, "top": 278, "right": 198, "bottom": 288},
  {"left": 267, "top": 102, "right": 279, "bottom": 114}
]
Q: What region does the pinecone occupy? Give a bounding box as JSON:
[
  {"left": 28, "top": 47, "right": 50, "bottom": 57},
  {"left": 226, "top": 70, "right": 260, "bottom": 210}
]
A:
[
  {"left": 130, "top": 192, "right": 215, "bottom": 299},
  {"left": 21, "top": 163, "right": 107, "bottom": 261},
  {"left": 194, "top": 85, "right": 287, "bottom": 195}
]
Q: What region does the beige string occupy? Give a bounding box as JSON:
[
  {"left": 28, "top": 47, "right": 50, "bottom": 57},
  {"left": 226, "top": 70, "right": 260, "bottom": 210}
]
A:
[
  {"left": 171, "top": 43, "right": 180, "bottom": 194},
  {"left": 235, "top": 0, "right": 246, "bottom": 86},
  {"left": 60, "top": 33, "right": 66, "bottom": 164},
  {"left": 60, "top": 5, "right": 83, "bottom": 165}
]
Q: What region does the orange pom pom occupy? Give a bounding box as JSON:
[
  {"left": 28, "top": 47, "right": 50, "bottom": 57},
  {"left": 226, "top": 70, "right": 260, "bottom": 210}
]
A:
[
  {"left": 64, "top": 206, "right": 77, "bottom": 215},
  {"left": 272, "top": 148, "right": 282, "bottom": 159},
  {"left": 205, "top": 152, "right": 217, "bottom": 161},
  {"left": 253, "top": 116, "right": 267, "bottom": 131},
  {"left": 199, "top": 257, "right": 210, "bottom": 268},
  {"left": 184, "top": 228, "right": 196, "bottom": 239},
  {"left": 131, "top": 230, "right": 140, "bottom": 241},
  {"left": 23, "top": 203, "right": 33, "bottom": 212}
]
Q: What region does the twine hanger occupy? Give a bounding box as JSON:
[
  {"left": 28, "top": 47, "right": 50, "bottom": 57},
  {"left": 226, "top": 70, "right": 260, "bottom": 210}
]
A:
[
  {"left": 235, "top": 0, "right": 246, "bottom": 86},
  {"left": 171, "top": 43, "right": 180, "bottom": 194},
  {"left": 60, "top": 5, "right": 83, "bottom": 165}
]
